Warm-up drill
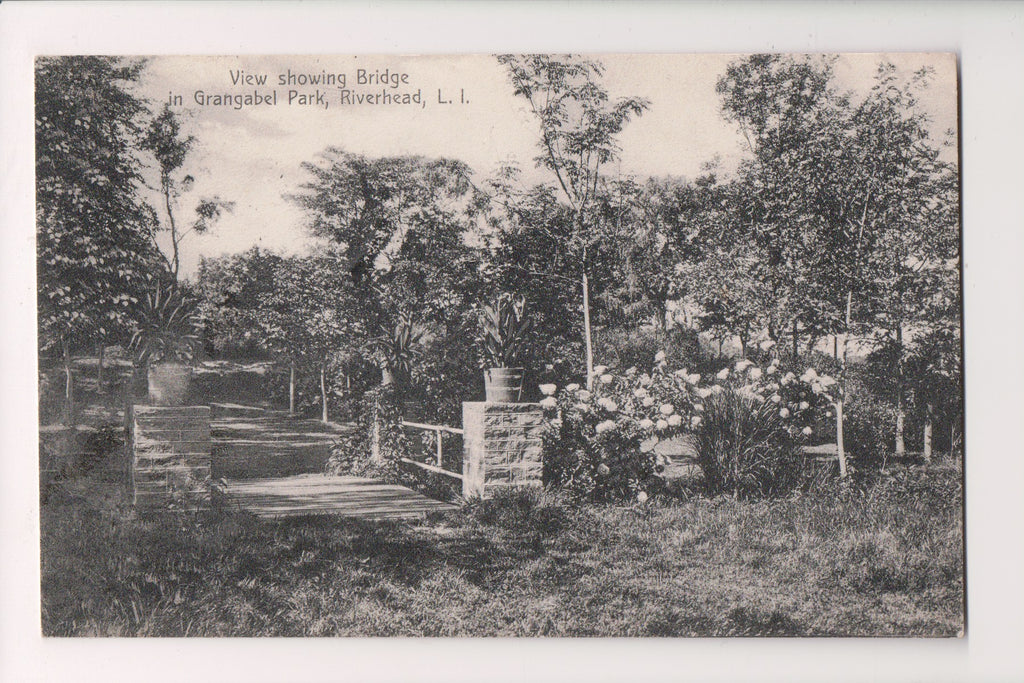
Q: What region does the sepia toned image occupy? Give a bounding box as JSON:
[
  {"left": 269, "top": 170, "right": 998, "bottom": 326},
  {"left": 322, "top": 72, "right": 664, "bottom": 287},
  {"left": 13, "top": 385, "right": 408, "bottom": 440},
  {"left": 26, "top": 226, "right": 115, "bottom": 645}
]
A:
[{"left": 36, "top": 53, "right": 962, "bottom": 637}]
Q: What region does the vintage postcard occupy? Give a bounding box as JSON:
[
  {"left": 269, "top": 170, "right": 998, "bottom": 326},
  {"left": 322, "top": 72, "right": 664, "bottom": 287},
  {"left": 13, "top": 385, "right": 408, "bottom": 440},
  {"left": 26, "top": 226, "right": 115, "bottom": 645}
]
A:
[
  {"left": 3, "top": 0, "right": 1024, "bottom": 679},
  {"left": 34, "top": 52, "right": 964, "bottom": 640}
]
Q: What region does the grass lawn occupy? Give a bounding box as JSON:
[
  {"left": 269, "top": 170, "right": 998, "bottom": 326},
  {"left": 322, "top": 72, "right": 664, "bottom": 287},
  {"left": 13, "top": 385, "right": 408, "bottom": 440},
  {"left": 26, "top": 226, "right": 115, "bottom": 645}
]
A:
[{"left": 41, "top": 464, "right": 963, "bottom": 637}]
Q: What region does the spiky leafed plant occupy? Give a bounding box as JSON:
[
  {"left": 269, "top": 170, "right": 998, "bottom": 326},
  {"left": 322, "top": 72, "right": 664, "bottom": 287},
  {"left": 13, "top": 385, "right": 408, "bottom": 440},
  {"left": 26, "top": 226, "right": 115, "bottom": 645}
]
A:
[
  {"left": 368, "top": 315, "right": 424, "bottom": 385},
  {"left": 479, "top": 293, "right": 532, "bottom": 368},
  {"left": 128, "top": 281, "right": 201, "bottom": 365}
]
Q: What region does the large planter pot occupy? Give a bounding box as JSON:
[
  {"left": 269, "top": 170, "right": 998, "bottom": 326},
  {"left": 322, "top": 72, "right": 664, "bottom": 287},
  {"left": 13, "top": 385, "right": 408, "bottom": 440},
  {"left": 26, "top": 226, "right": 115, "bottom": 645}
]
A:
[
  {"left": 148, "top": 363, "right": 192, "bottom": 406},
  {"left": 484, "top": 367, "right": 524, "bottom": 403}
]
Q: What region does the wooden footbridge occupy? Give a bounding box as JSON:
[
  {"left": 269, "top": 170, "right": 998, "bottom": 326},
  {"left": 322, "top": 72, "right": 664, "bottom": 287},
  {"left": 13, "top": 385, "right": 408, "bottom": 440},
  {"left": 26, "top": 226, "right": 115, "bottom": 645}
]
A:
[{"left": 209, "top": 404, "right": 457, "bottom": 520}]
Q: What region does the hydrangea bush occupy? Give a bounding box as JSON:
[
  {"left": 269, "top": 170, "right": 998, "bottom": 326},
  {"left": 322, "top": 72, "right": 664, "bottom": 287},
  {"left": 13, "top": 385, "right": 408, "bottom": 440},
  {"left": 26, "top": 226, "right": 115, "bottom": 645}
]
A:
[{"left": 539, "top": 352, "right": 839, "bottom": 502}]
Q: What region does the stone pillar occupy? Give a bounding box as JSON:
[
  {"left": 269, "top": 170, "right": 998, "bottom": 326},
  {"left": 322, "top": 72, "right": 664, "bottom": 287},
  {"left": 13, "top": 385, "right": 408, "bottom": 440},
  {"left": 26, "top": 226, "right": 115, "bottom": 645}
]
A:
[
  {"left": 130, "top": 405, "right": 211, "bottom": 509},
  {"left": 462, "top": 402, "right": 543, "bottom": 499}
]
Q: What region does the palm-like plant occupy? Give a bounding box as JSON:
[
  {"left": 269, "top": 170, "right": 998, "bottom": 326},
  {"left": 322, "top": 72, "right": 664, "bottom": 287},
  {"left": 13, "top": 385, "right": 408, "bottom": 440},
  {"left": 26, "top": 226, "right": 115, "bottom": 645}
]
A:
[
  {"left": 479, "top": 293, "right": 532, "bottom": 368},
  {"left": 368, "top": 315, "right": 424, "bottom": 384},
  {"left": 129, "top": 281, "right": 201, "bottom": 365}
]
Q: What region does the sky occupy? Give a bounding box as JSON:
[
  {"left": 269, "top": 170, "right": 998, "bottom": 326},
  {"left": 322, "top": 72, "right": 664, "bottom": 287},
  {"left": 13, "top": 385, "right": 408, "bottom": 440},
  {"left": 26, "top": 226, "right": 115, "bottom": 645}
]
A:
[{"left": 134, "top": 53, "right": 958, "bottom": 278}]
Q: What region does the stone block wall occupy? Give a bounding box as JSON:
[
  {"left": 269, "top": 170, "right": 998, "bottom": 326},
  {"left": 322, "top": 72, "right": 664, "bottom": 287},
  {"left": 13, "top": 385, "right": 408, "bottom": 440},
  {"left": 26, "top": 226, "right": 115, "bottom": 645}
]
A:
[
  {"left": 462, "top": 402, "right": 543, "bottom": 499},
  {"left": 130, "top": 405, "right": 211, "bottom": 509}
]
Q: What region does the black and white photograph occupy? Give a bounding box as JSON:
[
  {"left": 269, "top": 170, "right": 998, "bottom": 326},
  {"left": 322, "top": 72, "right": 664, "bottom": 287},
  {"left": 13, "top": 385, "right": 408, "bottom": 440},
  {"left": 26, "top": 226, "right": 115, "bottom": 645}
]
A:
[
  {"left": 33, "top": 51, "right": 964, "bottom": 637},
  {"left": 4, "top": 2, "right": 1024, "bottom": 682}
]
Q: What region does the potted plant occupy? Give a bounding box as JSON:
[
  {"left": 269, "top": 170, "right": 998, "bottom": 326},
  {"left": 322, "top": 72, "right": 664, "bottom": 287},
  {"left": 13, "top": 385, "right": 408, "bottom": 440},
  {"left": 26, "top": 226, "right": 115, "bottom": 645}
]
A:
[
  {"left": 479, "top": 293, "right": 532, "bottom": 402},
  {"left": 129, "top": 282, "right": 201, "bottom": 406}
]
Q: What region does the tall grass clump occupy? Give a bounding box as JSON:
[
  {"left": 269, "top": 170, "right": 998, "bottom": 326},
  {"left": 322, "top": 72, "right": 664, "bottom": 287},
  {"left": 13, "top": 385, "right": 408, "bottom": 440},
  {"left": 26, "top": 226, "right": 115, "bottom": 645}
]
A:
[{"left": 693, "top": 390, "right": 803, "bottom": 498}]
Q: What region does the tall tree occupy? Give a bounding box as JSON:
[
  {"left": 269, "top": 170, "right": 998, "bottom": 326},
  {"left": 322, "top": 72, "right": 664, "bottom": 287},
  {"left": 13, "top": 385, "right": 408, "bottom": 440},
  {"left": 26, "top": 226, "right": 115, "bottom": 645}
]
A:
[
  {"left": 36, "top": 56, "right": 161, "bottom": 424},
  {"left": 290, "top": 150, "right": 479, "bottom": 392},
  {"left": 141, "top": 103, "right": 233, "bottom": 280},
  {"left": 498, "top": 54, "right": 648, "bottom": 388},
  {"left": 717, "top": 55, "right": 959, "bottom": 474}
]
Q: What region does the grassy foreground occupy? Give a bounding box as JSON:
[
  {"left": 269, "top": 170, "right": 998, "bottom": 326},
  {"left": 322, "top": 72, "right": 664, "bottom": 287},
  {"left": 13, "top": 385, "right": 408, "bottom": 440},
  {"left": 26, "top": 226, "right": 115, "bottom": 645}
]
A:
[{"left": 41, "top": 465, "right": 962, "bottom": 637}]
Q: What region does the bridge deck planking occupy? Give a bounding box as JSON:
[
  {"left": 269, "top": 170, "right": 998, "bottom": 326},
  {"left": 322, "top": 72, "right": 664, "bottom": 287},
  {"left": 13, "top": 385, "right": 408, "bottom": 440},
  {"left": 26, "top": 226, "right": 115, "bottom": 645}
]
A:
[{"left": 225, "top": 474, "right": 459, "bottom": 520}]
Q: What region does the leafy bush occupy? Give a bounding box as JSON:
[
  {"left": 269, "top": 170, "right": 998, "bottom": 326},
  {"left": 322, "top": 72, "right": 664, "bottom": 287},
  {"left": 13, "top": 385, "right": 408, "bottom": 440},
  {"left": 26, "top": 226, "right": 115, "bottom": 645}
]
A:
[
  {"left": 693, "top": 390, "right": 804, "bottom": 497},
  {"left": 843, "top": 391, "right": 894, "bottom": 471},
  {"left": 325, "top": 384, "right": 412, "bottom": 485},
  {"left": 595, "top": 325, "right": 705, "bottom": 375},
  {"left": 466, "top": 486, "right": 572, "bottom": 536}
]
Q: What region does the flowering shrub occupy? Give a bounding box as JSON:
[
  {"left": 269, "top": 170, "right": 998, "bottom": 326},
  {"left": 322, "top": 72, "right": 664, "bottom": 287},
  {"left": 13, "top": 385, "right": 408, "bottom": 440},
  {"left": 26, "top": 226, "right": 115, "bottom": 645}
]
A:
[{"left": 539, "top": 354, "right": 839, "bottom": 501}]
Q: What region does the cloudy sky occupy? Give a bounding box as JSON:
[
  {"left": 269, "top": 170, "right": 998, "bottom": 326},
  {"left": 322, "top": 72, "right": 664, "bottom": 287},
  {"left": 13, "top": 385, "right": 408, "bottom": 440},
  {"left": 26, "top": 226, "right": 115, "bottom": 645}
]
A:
[{"left": 134, "top": 53, "right": 958, "bottom": 277}]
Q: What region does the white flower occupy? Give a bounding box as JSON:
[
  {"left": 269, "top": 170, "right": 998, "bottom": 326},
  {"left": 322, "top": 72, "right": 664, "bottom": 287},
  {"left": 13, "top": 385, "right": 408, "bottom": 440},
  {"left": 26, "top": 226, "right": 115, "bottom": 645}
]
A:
[
  {"left": 656, "top": 419, "right": 669, "bottom": 431},
  {"left": 597, "top": 397, "right": 618, "bottom": 412},
  {"left": 539, "top": 383, "right": 557, "bottom": 396},
  {"left": 766, "top": 365, "right": 778, "bottom": 375},
  {"left": 800, "top": 368, "right": 818, "bottom": 383},
  {"left": 636, "top": 491, "right": 649, "bottom": 504},
  {"left": 735, "top": 359, "right": 753, "bottom": 372},
  {"left": 687, "top": 373, "right": 701, "bottom": 385},
  {"left": 577, "top": 390, "right": 591, "bottom": 402},
  {"left": 799, "top": 401, "right": 810, "bottom": 411},
  {"left": 597, "top": 463, "right": 610, "bottom": 475},
  {"left": 818, "top": 375, "right": 837, "bottom": 387},
  {"left": 690, "top": 415, "right": 703, "bottom": 428},
  {"left": 811, "top": 383, "right": 823, "bottom": 395},
  {"left": 625, "top": 366, "right": 637, "bottom": 377},
  {"left": 599, "top": 373, "right": 614, "bottom": 385},
  {"left": 659, "top": 403, "right": 675, "bottom": 416},
  {"left": 697, "top": 387, "right": 712, "bottom": 399},
  {"left": 711, "top": 384, "right": 724, "bottom": 394},
  {"left": 716, "top": 368, "right": 730, "bottom": 380},
  {"left": 802, "top": 426, "right": 813, "bottom": 436},
  {"left": 539, "top": 396, "right": 558, "bottom": 409},
  {"left": 654, "top": 350, "right": 666, "bottom": 363},
  {"left": 595, "top": 420, "right": 616, "bottom": 434},
  {"left": 593, "top": 365, "right": 608, "bottom": 375},
  {"left": 667, "top": 414, "right": 682, "bottom": 427},
  {"left": 674, "top": 368, "right": 689, "bottom": 378},
  {"left": 781, "top": 372, "right": 795, "bottom": 386},
  {"left": 770, "top": 394, "right": 782, "bottom": 403},
  {"left": 633, "top": 387, "right": 648, "bottom": 398},
  {"left": 693, "top": 403, "right": 704, "bottom": 412},
  {"left": 566, "top": 383, "right": 580, "bottom": 392},
  {"left": 639, "top": 418, "right": 655, "bottom": 430},
  {"left": 748, "top": 367, "right": 763, "bottom": 381},
  {"left": 825, "top": 411, "right": 833, "bottom": 418},
  {"left": 779, "top": 408, "right": 791, "bottom": 418},
  {"left": 759, "top": 340, "right": 777, "bottom": 351},
  {"left": 642, "top": 396, "right": 655, "bottom": 407}
]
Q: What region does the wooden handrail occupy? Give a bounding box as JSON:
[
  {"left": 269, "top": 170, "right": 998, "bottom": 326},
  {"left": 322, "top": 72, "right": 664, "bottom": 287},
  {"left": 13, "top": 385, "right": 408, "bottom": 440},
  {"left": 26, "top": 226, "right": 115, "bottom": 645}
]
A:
[
  {"left": 399, "top": 420, "right": 463, "bottom": 473},
  {"left": 399, "top": 458, "right": 463, "bottom": 480},
  {"left": 400, "top": 421, "right": 464, "bottom": 435}
]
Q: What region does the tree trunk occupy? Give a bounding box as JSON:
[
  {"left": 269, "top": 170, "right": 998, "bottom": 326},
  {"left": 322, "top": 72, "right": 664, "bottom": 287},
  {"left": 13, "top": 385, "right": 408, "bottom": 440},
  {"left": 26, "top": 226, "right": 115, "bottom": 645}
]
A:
[
  {"left": 835, "top": 292, "right": 853, "bottom": 479},
  {"left": 288, "top": 360, "right": 296, "bottom": 416},
  {"left": 162, "top": 172, "right": 181, "bottom": 280},
  {"left": 833, "top": 335, "right": 838, "bottom": 361},
  {"left": 62, "top": 337, "right": 75, "bottom": 428},
  {"left": 895, "top": 406, "right": 906, "bottom": 456},
  {"left": 895, "top": 325, "right": 906, "bottom": 457},
  {"left": 923, "top": 403, "right": 934, "bottom": 463},
  {"left": 582, "top": 269, "right": 595, "bottom": 390},
  {"left": 96, "top": 341, "right": 104, "bottom": 392},
  {"left": 792, "top": 319, "right": 799, "bottom": 359},
  {"left": 320, "top": 361, "right": 328, "bottom": 424}
]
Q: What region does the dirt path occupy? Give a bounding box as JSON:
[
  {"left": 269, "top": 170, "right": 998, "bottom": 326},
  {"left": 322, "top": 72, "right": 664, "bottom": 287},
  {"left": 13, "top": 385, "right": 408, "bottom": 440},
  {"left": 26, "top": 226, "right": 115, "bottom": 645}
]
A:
[{"left": 211, "top": 403, "right": 352, "bottom": 480}]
